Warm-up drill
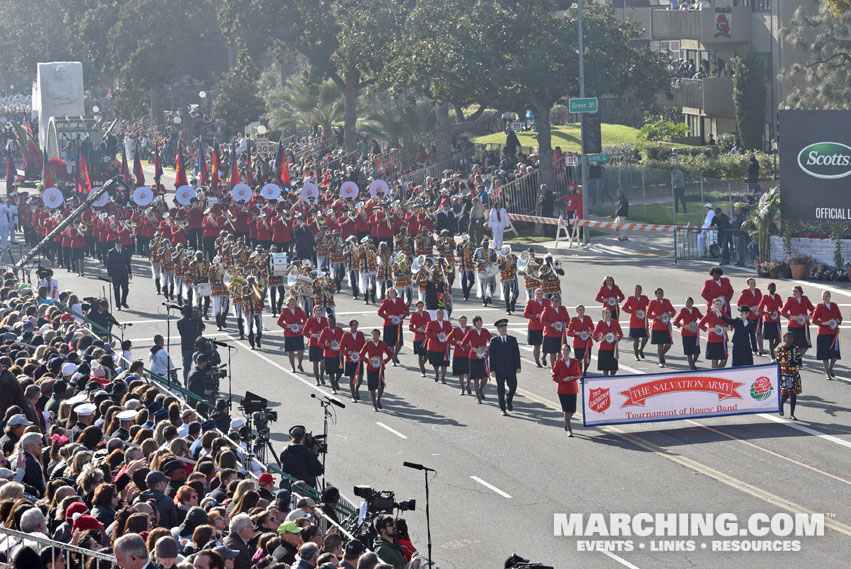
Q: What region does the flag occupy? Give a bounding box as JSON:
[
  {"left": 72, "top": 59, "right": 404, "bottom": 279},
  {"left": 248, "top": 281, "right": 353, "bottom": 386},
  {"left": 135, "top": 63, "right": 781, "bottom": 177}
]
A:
[
  {"left": 133, "top": 149, "right": 145, "bottom": 186},
  {"left": 42, "top": 148, "right": 54, "bottom": 188},
  {"left": 210, "top": 141, "right": 221, "bottom": 189},
  {"left": 198, "top": 141, "right": 208, "bottom": 186},
  {"left": 273, "top": 138, "right": 290, "bottom": 188},
  {"left": 5, "top": 147, "right": 16, "bottom": 186},
  {"left": 154, "top": 145, "right": 163, "bottom": 185},
  {"left": 174, "top": 143, "right": 188, "bottom": 188},
  {"left": 229, "top": 144, "right": 240, "bottom": 187},
  {"left": 120, "top": 148, "right": 132, "bottom": 184},
  {"left": 245, "top": 138, "right": 254, "bottom": 186},
  {"left": 75, "top": 146, "right": 92, "bottom": 196}
]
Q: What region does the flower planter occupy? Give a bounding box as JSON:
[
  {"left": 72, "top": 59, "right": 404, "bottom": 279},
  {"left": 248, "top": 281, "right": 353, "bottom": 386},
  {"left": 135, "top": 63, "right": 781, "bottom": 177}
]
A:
[
  {"left": 790, "top": 264, "right": 807, "bottom": 280},
  {"left": 770, "top": 269, "right": 780, "bottom": 279}
]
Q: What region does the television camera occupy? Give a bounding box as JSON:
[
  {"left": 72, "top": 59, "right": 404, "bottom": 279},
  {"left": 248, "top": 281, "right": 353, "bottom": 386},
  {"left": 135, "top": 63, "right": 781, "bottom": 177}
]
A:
[{"left": 240, "top": 391, "right": 279, "bottom": 463}]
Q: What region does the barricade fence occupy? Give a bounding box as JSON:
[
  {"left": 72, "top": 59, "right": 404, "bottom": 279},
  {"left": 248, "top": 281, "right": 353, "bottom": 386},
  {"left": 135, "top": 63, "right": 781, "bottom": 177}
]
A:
[
  {"left": 674, "top": 226, "right": 757, "bottom": 266},
  {"left": 0, "top": 526, "right": 116, "bottom": 566},
  {"left": 402, "top": 147, "right": 479, "bottom": 188}
]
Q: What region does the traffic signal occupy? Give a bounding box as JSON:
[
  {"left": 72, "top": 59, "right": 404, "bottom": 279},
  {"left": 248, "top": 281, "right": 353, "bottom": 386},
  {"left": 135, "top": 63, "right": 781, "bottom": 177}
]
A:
[{"left": 582, "top": 113, "right": 602, "bottom": 155}]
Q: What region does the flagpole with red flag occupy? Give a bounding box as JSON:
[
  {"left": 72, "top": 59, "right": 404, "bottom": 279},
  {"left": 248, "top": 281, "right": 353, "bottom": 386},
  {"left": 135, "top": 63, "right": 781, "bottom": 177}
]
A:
[
  {"left": 75, "top": 145, "right": 92, "bottom": 197},
  {"left": 42, "top": 148, "right": 54, "bottom": 188},
  {"left": 5, "top": 147, "right": 16, "bottom": 188},
  {"left": 154, "top": 144, "right": 164, "bottom": 187},
  {"left": 229, "top": 144, "right": 240, "bottom": 188},
  {"left": 174, "top": 142, "right": 188, "bottom": 188},
  {"left": 198, "top": 140, "right": 209, "bottom": 186},
  {"left": 273, "top": 136, "right": 290, "bottom": 188},
  {"left": 245, "top": 136, "right": 254, "bottom": 186},
  {"left": 121, "top": 148, "right": 132, "bottom": 184},
  {"left": 210, "top": 141, "right": 221, "bottom": 191},
  {"left": 133, "top": 149, "right": 145, "bottom": 187}
]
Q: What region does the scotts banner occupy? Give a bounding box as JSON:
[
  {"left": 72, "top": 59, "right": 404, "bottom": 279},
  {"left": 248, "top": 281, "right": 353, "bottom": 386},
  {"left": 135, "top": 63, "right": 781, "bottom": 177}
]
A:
[
  {"left": 582, "top": 363, "right": 780, "bottom": 427},
  {"left": 779, "top": 110, "right": 851, "bottom": 222}
]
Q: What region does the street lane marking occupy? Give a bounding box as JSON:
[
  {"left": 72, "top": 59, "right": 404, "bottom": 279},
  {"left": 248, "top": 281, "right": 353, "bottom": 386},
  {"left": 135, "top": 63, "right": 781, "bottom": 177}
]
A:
[
  {"left": 757, "top": 413, "right": 851, "bottom": 450},
  {"left": 375, "top": 422, "right": 408, "bottom": 439},
  {"left": 469, "top": 476, "right": 512, "bottom": 498},
  {"left": 601, "top": 550, "right": 642, "bottom": 569}
]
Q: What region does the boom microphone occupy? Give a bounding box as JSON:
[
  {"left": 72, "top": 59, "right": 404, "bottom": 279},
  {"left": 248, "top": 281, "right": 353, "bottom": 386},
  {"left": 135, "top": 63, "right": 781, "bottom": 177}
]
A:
[
  {"left": 162, "top": 303, "right": 182, "bottom": 310},
  {"left": 403, "top": 461, "right": 436, "bottom": 472},
  {"left": 311, "top": 393, "right": 346, "bottom": 409}
]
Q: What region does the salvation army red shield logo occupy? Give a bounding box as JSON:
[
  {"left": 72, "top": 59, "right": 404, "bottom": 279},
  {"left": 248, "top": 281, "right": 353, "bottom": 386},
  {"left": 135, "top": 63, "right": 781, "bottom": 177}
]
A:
[{"left": 588, "top": 388, "right": 610, "bottom": 413}]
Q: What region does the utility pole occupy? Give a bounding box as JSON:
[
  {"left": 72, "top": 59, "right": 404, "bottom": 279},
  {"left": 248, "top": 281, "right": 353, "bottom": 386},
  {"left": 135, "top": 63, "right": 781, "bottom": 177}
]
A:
[{"left": 578, "top": 0, "right": 589, "bottom": 241}]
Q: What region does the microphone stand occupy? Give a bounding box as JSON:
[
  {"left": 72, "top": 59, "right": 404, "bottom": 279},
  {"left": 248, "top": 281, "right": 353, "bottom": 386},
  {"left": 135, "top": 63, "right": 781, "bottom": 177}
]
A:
[
  {"left": 164, "top": 304, "right": 176, "bottom": 389},
  {"left": 404, "top": 463, "right": 435, "bottom": 569},
  {"left": 312, "top": 396, "right": 333, "bottom": 492}
]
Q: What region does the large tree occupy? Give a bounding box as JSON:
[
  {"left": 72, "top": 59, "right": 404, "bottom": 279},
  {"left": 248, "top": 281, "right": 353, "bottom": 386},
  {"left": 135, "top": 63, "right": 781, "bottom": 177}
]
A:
[{"left": 732, "top": 45, "right": 766, "bottom": 150}]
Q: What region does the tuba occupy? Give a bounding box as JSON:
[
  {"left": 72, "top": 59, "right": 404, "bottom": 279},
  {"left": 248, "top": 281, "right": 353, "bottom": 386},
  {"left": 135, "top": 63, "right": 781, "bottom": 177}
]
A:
[{"left": 411, "top": 254, "right": 426, "bottom": 275}]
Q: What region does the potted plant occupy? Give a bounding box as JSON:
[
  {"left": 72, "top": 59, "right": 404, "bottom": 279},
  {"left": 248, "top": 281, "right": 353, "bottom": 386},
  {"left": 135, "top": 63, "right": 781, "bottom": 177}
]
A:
[
  {"left": 741, "top": 187, "right": 780, "bottom": 265},
  {"left": 787, "top": 254, "right": 811, "bottom": 279},
  {"left": 761, "top": 260, "right": 786, "bottom": 279}
]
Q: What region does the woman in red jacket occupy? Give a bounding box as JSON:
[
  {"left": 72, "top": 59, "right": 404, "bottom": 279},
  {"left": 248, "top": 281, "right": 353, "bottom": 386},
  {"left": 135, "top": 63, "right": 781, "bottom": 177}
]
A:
[
  {"left": 318, "top": 314, "right": 345, "bottom": 394},
  {"left": 552, "top": 343, "right": 582, "bottom": 436},
  {"left": 522, "top": 288, "right": 550, "bottom": 367},
  {"left": 567, "top": 304, "right": 594, "bottom": 374},
  {"left": 539, "top": 294, "right": 570, "bottom": 368},
  {"left": 622, "top": 284, "right": 649, "bottom": 360},
  {"left": 673, "top": 297, "right": 703, "bottom": 370},
  {"left": 595, "top": 275, "right": 624, "bottom": 319},
  {"left": 448, "top": 315, "right": 471, "bottom": 396},
  {"left": 340, "top": 319, "right": 366, "bottom": 401},
  {"left": 780, "top": 285, "right": 815, "bottom": 357},
  {"left": 757, "top": 282, "right": 783, "bottom": 360},
  {"left": 460, "top": 315, "right": 492, "bottom": 403},
  {"left": 408, "top": 300, "right": 431, "bottom": 377},
  {"left": 811, "top": 290, "right": 842, "bottom": 379},
  {"left": 358, "top": 328, "right": 394, "bottom": 411},
  {"left": 303, "top": 305, "right": 328, "bottom": 386},
  {"left": 593, "top": 308, "right": 623, "bottom": 375},
  {"left": 698, "top": 298, "right": 730, "bottom": 368},
  {"left": 425, "top": 308, "right": 453, "bottom": 383},
  {"left": 647, "top": 288, "right": 676, "bottom": 367},
  {"left": 276, "top": 296, "right": 308, "bottom": 373},
  {"left": 377, "top": 287, "right": 409, "bottom": 365},
  {"left": 700, "top": 265, "right": 734, "bottom": 314}
]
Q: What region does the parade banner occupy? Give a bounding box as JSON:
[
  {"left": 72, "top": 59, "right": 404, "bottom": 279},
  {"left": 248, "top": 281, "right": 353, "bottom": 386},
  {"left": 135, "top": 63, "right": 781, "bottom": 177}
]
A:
[{"left": 582, "top": 363, "right": 780, "bottom": 427}]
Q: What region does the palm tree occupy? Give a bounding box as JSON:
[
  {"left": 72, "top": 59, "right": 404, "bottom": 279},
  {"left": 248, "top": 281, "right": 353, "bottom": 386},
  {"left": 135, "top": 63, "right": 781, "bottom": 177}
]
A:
[
  {"left": 267, "top": 77, "right": 345, "bottom": 139},
  {"left": 361, "top": 99, "right": 436, "bottom": 155}
]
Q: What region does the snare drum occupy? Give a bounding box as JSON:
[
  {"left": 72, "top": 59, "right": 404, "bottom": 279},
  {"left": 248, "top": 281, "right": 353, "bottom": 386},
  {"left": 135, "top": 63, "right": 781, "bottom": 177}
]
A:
[{"left": 196, "top": 282, "right": 212, "bottom": 297}]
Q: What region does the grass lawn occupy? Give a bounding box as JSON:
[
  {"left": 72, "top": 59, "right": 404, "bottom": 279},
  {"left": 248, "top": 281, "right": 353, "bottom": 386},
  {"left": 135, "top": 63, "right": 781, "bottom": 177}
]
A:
[
  {"left": 591, "top": 200, "right": 706, "bottom": 227},
  {"left": 472, "top": 123, "right": 639, "bottom": 153}
]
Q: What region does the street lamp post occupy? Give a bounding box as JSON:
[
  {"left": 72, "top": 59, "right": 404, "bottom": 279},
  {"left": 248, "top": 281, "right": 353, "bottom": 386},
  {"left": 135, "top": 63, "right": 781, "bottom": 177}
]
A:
[{"left": 578, "top": 0, "right": 589, "bottom": 238}]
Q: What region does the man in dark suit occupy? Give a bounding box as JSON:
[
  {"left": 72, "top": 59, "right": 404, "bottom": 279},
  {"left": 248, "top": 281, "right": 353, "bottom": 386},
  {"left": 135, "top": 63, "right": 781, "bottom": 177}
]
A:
[
  {"left": 488, "top": 319, "right": 521, "bottom": 416},
  {"left": 435, "top": 198, "right": 457, "bottom": 235},
  {"left": 20, "top": 431, "right": 46, "bottom": 498},
  {"left": 106, "top": 238, "right": 132, "bottom": 309}
]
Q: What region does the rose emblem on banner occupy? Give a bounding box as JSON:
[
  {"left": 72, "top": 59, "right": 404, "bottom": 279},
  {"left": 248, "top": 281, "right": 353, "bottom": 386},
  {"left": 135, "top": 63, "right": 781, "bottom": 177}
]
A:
[{"left": 750, "top": 376, "right": 774, "bottom": 401}]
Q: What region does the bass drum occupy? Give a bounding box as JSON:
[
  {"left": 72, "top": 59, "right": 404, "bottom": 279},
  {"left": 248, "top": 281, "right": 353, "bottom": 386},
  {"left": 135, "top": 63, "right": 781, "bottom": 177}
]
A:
[{"left": 271, "top": 253, "right": 289, "bottom": 277}]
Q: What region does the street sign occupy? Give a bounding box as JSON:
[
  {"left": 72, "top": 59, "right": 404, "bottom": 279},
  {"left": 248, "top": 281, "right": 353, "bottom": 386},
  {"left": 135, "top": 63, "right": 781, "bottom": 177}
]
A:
[
  {"left": 587, "top": 153, "right": 609, "bottom": 163},
  {"left": 569, "top": 97, "right": 598, "bottom": 113}
]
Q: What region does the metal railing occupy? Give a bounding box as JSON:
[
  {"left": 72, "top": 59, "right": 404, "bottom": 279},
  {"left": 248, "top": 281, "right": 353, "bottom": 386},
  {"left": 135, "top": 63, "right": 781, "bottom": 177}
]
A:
[
  {"left": 501, "top": 168, "right": 573, "bottom": 216},
  {"left": 674, "top": 227, "right": 757, "bottom": 265},
  {"left": 0, "top": 526, "right": 116, "bottom": 565},
  {"left": 401, "top": 147, "right": 479, "bottom": 188}
]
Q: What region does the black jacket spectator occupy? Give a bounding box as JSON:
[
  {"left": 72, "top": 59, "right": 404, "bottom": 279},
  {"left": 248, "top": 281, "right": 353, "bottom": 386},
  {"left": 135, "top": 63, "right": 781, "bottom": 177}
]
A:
[
  {"left": 0, "top": 369, "right": 32, "bottom": 421},
  {"left": 280, "top": 444, "right": 324, "bottom": 488},
  {"left": 435, "top": 208, "right": 457, "bottom": 234},
  {"left": 139, "top": 487, "right": 178, "bottom": 529},
  {"left": 24, "top": 451, "right": 46, "bottom": 497}
]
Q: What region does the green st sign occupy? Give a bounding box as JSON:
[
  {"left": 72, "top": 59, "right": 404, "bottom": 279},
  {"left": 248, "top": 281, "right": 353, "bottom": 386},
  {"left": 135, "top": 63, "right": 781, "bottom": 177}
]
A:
[
  {"left": 586, "top": 153, "right": 609, "bottom": 163},
  {"left": 569, "top": 97, "right": 598, "bottom": 113}
]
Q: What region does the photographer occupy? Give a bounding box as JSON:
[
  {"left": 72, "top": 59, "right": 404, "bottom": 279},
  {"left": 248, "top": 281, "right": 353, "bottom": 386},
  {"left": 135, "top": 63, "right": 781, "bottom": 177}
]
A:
[
  {"left": 85, "top": 298, "right": 120, "bottom": 337},
  {"left": 177, "top": 305, "right": 205, "bottom": 385},
  {"left": 187, "top": 353, "right": 213, "bottom": 406},
  {"left": 279, "top": 425, "right": 324, "bottom": 489}
]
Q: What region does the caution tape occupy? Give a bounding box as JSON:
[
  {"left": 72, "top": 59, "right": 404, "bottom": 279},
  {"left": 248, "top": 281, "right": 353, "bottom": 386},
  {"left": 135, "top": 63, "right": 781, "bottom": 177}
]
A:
[{"left": 506, "top": 213, "right": 562, "bottom": 225}]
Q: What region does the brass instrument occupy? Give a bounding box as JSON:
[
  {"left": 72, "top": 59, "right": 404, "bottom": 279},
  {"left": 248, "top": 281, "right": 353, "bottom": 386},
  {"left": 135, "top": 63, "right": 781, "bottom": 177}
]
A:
[
  {"left": 286, "top": 264, "right": 315, "bottom": 295},
  {"left": 411, "top": 254, "right": 426, "bottom": 275},
  {"left": 223, "top": 268, "right": 248, "bottom": 293}
]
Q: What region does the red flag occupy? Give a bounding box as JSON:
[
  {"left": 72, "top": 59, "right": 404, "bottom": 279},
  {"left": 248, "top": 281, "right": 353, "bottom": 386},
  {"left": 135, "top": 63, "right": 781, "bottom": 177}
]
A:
[
  {"left": 246, "top": 139, "right": 254, "bottom": 186},
  {"left": 210, "top": 142, "right": 221, "bottom": 189},
  {"left": 229, "top": 145, "right": 240, "bottom": 187},
  {"left": 274, "top": 138, "right": 290, "bottom": 187},
  {"left": 76, "top": 150, "right": 92, "bottom": 196},
  {"left": 121, "top": 148, "right": 132, "bottom": 184},
  {"left": 42, "top": 148, "right": 54, "bottom": 188},
  {"left": 174, "top": 143, "right": 188, "bottom": 188},
  {"left": 5, "top": 148, "right": 16, "bottom": 185},
  {"left": 154, "top": 145, "right": 163, "bottom": 185},
  {"left": 133, "top": 150, "right": 145, "bottom": 186},
  {"left": 198, "top": 143, "right": 209, "bottom": 186}
]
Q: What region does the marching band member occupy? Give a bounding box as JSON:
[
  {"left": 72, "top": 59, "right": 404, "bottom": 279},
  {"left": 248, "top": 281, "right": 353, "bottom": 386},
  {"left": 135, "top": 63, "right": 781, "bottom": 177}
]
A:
[
  {"left": 698, "top": 298, "right": 730, "bottom": 369},
  {"left": 757, "top": 282, "right": 783, "bottom": 360},
  {"left": 316, "top": 229, "right": 332, "bottom": 273},
  {"left": 358, "top": 328, "right": 394, "bottom": 411},
  {"left": 202, "top": 208, "right": 220, "bottom": 260},
  {"left": 358, "top": 238, "right": 378, "bottom": 304},
  {"left": 647, "top": 288, "right": 676, "bottom": 367},
  {"left": 377, "top": 287, "right": 409, "bottom": 365},
  {"left": 209, "top": 257, "right": 229, "bottom": 331},
  {"left": 700, "top": 265, "right": 734, "bottom": 314},
  {"left": 593, "top": 307, "right": 623, "bottom": 376},
  {"left": 674, "top": 297, "right": 702, "bottom": 370},
  {"left": 341, "top": 319, "right": 366, "bottom": 402},
  {"left": 474, "top": 238, "right": 497, "bottom": 307},
  {"left": 243, "top": 275, "right": 265, "bottom": 349},
  {"left": 424, "top": 265, "right": 449, "bottom": 319},
  {"left": 150, "top": 233, "right": 164, "bottom": 295},
  {"left": 415, "top": 256, "right": 431, "bottom": 303},
  {"left": 314, "top": 269, "right": 337, "bottom": 318},
  {"left": 523, "top": 288, "right": 551, "bottom": 368},
  {"left": 182, "top": 247, "right": 195, "bottom": 308},
  {"left": 737, "top": 278, "right": 764, "bottom": 358},
  {"left": 329, "top": 231, "right": 346, "bottom": 290},
  {"left": 304, "top": 305, "right": 329, "bottom": 385},
  {"left": 567, "top": 304, "right": 594, "bottom": 375},
  {"left": 436, "top": 229, "right": 456, "bottom": 289},
  {"left": 425, "top": 308, "right": 453, "bottom": 383},
  {"left": 594, "top": 275, "right": 624, "bottom": 318},
  {"left": 539, "top": 254, "right": 563, "bottom": 298},
  {"left": 456, "top": 234, "right": 476, "bottom": 301},
  {"left": 376, "top": 242, "right": 393, "bottom": 300},
  {"left": 487, "top": 199, "right": 509, "bottom": 248},
  {"left": 495, "top": 245, "right": 518, "bottom": 316},
  {"left": 229, "top": 264, "right": 247, "bottom": 340},
  {"left": 392, "top": 254, "right": 413, "bottom": 307},
  {"left": 520, "top": 248, "right": 540, "bottom": 303},
  {"left": 448, "top": 315, "right": 471, "bottom": 396},
  {"left": 414, "top": 226, "right": 432, "bottom": 257},
  {"left": 189, "top": 250, "right": 211, "bottom": 319},
  {"left": 409, "top": 300, "right": 431, "bottom": 377},
  {"left": 318, "top": 314, "right": 345, "bottom": 394},
  {"left": 267, "top": 245, "right": 286, "bottom": 314},
  {"left": 278, "top": 296, "right": 308, "bottom": 373},
  {"left": 552, "top": 343, "right": 582, "bottom": 436},
  {"left": 780, "top": 285, "right": 815, "bottom": 358},
  {"left": 812, "top": 290, "right": 841, "bottom": 379},
  {"left": 540, "top": 294, "right": 570, "bottom": 369},
  {"left": 172, "top": 244, "right": 187, "bottom": 306},
  {"left": 345, "top": 236, "right": 361, "bottom": 300},
  {"left": 296, "top": 260, "right": 316, "bottom": 315},
  {"left": 622, "top": 284, "right": 650, "bottom": 361},
  {"left": 461, "top": 316, "right": 492, "bottom": 404},
  {"left": 161, "top": 241, "right": 176, "bottom": 301}
]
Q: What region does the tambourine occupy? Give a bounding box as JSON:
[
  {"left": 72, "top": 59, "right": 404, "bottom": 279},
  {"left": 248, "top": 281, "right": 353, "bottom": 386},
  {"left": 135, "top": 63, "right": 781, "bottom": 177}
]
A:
[
  {"left": 714, "top": 325, "right": 724, "bottom": 336},
  {"left": 770, "top": 311, "right": 779, "bottom": 320},
  {"left": 636, "top": 310, "right": 645, "bottom": 319},
  {"left": 370, "top": 356, "right": 381, "bottom": 368},
  {"left": 475, "top": 347, "right": 486, "bottom": 359},
  {"left": 661, "top": 313, "right": 670, "bottom": 324},
  {"left": 553, "top": 322, "right": 564, "bottom": 331},
  {"left": 391, "top": 315, "right": 401, "bottom": 325},
  {"left": 580, "top": 331, "right": 591, "bottom": 341},
  {"left": 604, "top": 332, "right": 616, "bottom": 343},
  {"left": 688, "top": 321, "right": 698, "bottom": 332},
  {"left": 330, "top": 340, "right": 340, "bottom": 351},
  {"left": 350, "top": 353, "right": 359, "bottom": 362},
  {"left": 438, "top": 332, "right": 447, "bottom": 343},
  {"left": 607, "top": 297, "right": 617, "bottom": 306},
  {"left": 829, "top": 319, "right": 838, "bottom": 329},
  {"left": 290, "top": 324, "right": 301, "bottom": 333},
  {"left": 796, "top": 315, "right": 806, "bottom": 325}
]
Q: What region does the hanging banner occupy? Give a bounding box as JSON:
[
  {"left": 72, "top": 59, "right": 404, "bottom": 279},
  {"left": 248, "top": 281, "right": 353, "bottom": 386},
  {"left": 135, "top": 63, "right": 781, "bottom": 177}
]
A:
[
  {"left": 582, "top": 363, "right": 780, "bottom": 427},
  {"left": 714, "top": 7, "right": 732, "bottom": 39}
]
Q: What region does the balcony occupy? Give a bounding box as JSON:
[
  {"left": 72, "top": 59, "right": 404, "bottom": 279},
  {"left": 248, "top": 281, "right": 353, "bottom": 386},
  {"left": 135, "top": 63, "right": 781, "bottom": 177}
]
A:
[
  {"left": 649, "top": 7, "right": 751, "bottom": 45},
  {"left": 657, "top": 77, "right": 735, "bottom": 117}
]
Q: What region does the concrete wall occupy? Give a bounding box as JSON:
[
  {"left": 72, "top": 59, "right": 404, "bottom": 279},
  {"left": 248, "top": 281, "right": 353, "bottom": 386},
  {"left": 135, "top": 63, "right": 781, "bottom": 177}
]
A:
[{"left": 769, "top": 235, "right": 851, "bottom": 265}]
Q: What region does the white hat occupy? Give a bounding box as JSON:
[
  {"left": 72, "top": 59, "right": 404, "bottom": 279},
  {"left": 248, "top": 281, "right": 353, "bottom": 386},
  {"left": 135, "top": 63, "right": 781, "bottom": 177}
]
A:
[
  {"left": 61, "top": 362, "right": 79, "bottom": 376},
  {"left": 544, "top": 253, "right": 553, "bottom": 260},
  {"left": 74, "top": 403, "right": 97, "bottom": 417},
  {"left": 230, "top": 418, "right": 246, "bottom": 431},
  {"left": 7, "top": 414, "right": 33, "bottom": 427},
  {"left": 117, "top": 410, "right": 136, "bottom": 421},
  {"left": 704, "top": 203, "right": 713, "bottom": 208},
  {"left": 125, "top": 400, "right": 140, "bottom": 411}
]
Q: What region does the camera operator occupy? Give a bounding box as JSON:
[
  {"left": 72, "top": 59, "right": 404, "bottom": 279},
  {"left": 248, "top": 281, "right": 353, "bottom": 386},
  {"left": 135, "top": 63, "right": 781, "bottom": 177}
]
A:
[
  {"left": 177, "top": 305, "right": 205, "bottom": 385},
  {"left": 372, "top": 515, "right": 407, "bottom": 569},
  {"left": 85, "top": 298, "right": 120, "bottom": 337},
  {"left": 187, "top": 353, "right": 213, "bottom": 407},
  {"left": 279, "top": 425, "right": 324, "bottom": 489}
]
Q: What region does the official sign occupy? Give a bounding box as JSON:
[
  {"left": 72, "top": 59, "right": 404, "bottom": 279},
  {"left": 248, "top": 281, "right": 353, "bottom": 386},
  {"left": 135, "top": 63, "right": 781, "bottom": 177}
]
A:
[
  {"left": 569, "top": 97, "right": 598, "bottom": 113},
  {"left": 779, "top": 110, "right": 851, "bottom": 221},
  {"left": 582, "top": 363, "right": 780, "bottom": 427}
]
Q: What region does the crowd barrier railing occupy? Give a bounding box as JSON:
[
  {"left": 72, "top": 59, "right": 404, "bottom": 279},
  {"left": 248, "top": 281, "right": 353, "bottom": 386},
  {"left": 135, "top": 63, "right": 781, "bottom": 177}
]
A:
[{"left": 0, "top": 525, "right": 116, "bottom": 565}]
